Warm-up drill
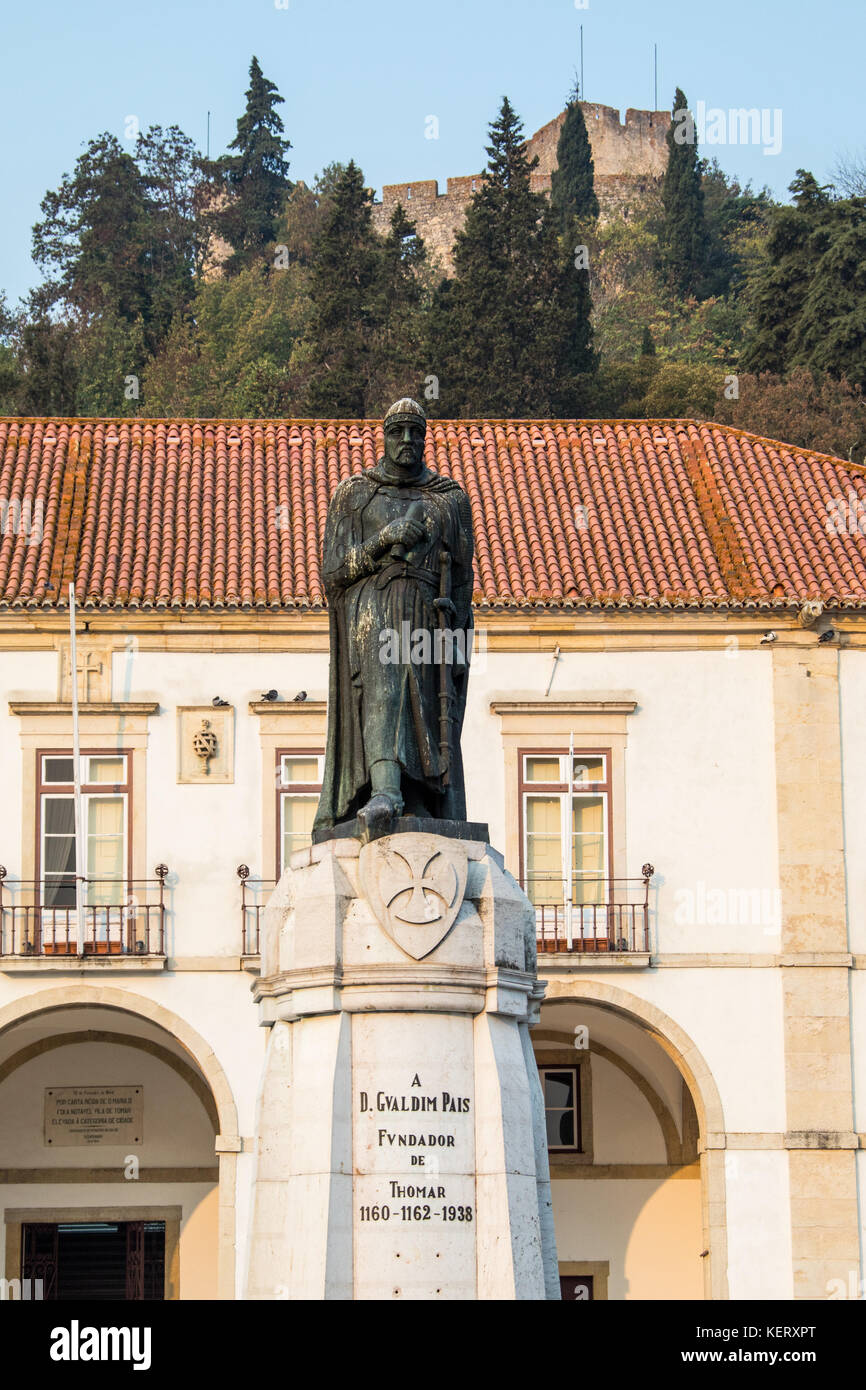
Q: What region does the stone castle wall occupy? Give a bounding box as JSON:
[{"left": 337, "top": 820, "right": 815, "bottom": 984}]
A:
[{"left": 371, "top": 102, "right": 671, "bottom": 271}]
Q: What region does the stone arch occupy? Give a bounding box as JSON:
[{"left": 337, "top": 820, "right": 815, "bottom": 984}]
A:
[
  {"left": 533, "top": 1028, "right": 682, "bottom": 1164},
  {"left": 0, "top": 1032, "right": 220, "bottom": 1132},
  {"left": 0, "top": 985, "right": 239, "bottom": 1299},
  {"left": 0, "top": 986, "right": 237, "bottom": 1137},
  {"left": 539, "top": 977, "right": 729, "bottom": 1299}
]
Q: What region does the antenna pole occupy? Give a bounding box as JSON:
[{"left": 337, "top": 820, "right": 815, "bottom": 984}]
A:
[
  {"left": 578, "top": 25, "right": 586, "bottom": 102},
  {"left": 206, "top": 110, "right": 211, "bottom": 160},
  {"left": 654, "top": 43, "right": 658, "bottom": 109}
]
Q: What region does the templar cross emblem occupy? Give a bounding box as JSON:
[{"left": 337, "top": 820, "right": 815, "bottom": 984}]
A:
[
  {"left": 359, "top": 834, "right": 468, "bottom": 959},
  {"left": 380, "top": 845, "right": 457, "bottom": 925}
]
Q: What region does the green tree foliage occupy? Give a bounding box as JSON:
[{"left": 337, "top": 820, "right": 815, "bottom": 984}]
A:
[
  {"left": 550, "top": 86, "right": 599, "bottom": 229},
  {"left": 139, "top": 317, "right": 221, "bottom": 417},
  {"left": 11, "top": 75, "right": 865, "bottom": 442},
  {"left": 144, "top": 179, "right": 332, "bottom": 416},
  {"left": 428, "top": 97, "right": 594, "bottom": 416},
  {"left": 135, "top": 124, "right": 206, "bottom": 336},
  {"left": 74, "top": 311, "right": 149, "bottom": 416},
  {"left": 743, "top": 171, "right": 866, "bottom": 388},
  {"left": 300, "top": 163, "right": 430, "bottom": 417},
  {"left": 640, "top": 361, "right": 720, "bottom": 417},
  {"left": 741, "top": 171, "right": 829, "bottom": 376},
  {"left": 0, "top": 294, "right": 23, "bottom": 411},
  {"left": 303, "top": 160, "right": 382, "bottom": 417},
  {"left": 31, "top": 125, "right": 202, "bottom": 353},
  {"left": 701, "top": 159, "right": 772, "bottom": 299},
  {"left": 790, "top": 197, "right": 866, "bottom": 387},
  {"left": 4, "top": 295, "right": 80, "bottom": 416},
  {"left": 366, "top": 205, "right": 432, "bottom": 411},
  {"left": 204, "top": 56, "right": 292, "bottom": 275},
  {"left": 661, "top": 89, "right": 709, "bottom": 296},
  {"left": 33, "top": 134, "right": 152, "bottom": 325},
  {"left": 585, "top": 173, "right": 757, "bottom": 375}
]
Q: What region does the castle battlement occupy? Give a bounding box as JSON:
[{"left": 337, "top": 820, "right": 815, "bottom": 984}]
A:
[{"left": 371, "top": 102, "right": 670, "bottom": 267}]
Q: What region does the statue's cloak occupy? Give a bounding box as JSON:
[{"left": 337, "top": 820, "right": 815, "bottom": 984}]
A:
[{"left": 314, "top": 461, "right": 474, "bottom": 832}]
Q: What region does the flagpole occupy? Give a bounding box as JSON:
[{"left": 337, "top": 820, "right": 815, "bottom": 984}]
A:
[
  {"left": 69, "top": 583, "right": 85, "bottom": 955},
  {"left": 565, "top": 732, "right": 574, "bottom": 952}
]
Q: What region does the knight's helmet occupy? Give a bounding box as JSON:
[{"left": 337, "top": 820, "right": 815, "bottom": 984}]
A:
[{"left": 384, "top": 398, "right": 427, "bottom": 430}]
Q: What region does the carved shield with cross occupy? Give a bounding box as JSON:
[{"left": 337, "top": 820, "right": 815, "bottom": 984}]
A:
[{"left": 359, "top": 834, "right": 468, "bottom": 959}]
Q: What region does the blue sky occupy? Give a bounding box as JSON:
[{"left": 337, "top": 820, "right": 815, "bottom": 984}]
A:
[{"left": 1, "top": 0, "right": 863, "bottom": 305}]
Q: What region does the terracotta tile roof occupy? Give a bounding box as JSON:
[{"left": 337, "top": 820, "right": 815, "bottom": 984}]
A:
[{"left": 1, "top": 416, "right": 865, "bottom": 614}]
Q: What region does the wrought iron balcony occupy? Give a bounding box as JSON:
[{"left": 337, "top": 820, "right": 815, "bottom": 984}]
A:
[
  {"left": 0, "top": 866, "right": 169, "bottom": 958},
  {"left": 522, "top": 866, "right": 654, "bottom": 954},
  {"left": 235, "top": 863, "right": 654, "bottom": 958}
]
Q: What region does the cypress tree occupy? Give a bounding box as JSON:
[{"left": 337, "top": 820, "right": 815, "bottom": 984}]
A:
[
  {"left": 550, "top": 86, "right": 599, "bottom": 230},
  {"left": 305, "top": 161, "right": 380, "bottom": 417},
  {"left": 545, "top": 85, "right": 598, "bottom": 412},
  {"left": 429, "top": 96, "right": 593, "bottom": 416},
  {"left": 206, "top": 56, "right": 292, "bottom": 274},
  {"left": 660, "top": 88, "right": 708, "bottom": 296}
]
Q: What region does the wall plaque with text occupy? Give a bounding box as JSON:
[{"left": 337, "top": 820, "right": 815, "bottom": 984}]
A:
[{"left": 44, "top": 1085, "right": 143, "bottom": 1147}]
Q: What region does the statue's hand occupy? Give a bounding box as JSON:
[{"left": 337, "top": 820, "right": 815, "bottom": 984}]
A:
[
  {"left": 379, "top": 517, "right": 426, "bottom": 552},
  {"left": 433, "top": 597, "right": 457, "bottom": 620}
]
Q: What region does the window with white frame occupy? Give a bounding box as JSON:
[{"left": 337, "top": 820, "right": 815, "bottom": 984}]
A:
[
  {"left": 38, "top": 754, "right": 130, "bottom": 907},
  {"left": 277, "top": 752, "right": 323, "bottom": 874},
  {"left": 519, "top": 751, "right": 611, "bottom": 907}
]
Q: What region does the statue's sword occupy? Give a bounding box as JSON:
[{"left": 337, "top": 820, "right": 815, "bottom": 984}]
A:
[
  {"left": 438, "top": 546, "right": 452, "bottom": 788},
  {"left": 389, "top": 497, "right": 452, "bottom": 790}
]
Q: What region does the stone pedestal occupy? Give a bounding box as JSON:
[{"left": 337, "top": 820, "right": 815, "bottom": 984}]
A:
[{"left": 242, "top": 829, "right": 559, "bottom": 1300}]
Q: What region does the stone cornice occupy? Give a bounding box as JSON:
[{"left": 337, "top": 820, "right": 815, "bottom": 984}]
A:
[
  {"left": 8, "top": 701, "right": 160, "bottom": 716},
  {"left": 248, "top": 700, "right": 327, "bottom": 715},
  {"left": 490, "top": 696, "right": 637, "bottom": 716}
]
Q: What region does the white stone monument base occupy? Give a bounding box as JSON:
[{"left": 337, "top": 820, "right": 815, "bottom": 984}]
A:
[{"left": 242, "top": 831, "right": 559, "bottom": 1301}]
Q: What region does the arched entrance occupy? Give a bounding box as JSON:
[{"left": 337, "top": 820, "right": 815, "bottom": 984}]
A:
[
  {"left": 0, "top": 987, "right": 239, "bottom": 1300},
  {"left": 536, "top": 979, "right": 728, "bottom": 1300}
]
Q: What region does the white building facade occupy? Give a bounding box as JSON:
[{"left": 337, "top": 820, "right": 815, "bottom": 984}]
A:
[{"left": 0, "top": 415, "right": 863, "bottom": 1301}]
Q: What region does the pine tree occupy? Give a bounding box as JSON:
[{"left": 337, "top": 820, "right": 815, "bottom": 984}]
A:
[
  {"left": 206, "top": 56, "right": 292, "bottom": 274},
  {"left": 304, "top": 161, "right": 381, "bottom": 417},
  {"left": 660, "top": 88, "right": 708, "bottom": 296},
  {"left": 550, "top": 86, "right": 599, "bottom": 230},
  {"left": 428, "top": 97, "right": 594, "bottom": 416}
]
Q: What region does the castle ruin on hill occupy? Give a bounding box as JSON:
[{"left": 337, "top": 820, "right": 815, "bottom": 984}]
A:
[{"left": 371, "top": 102, "right": 671, "bottom": 271}]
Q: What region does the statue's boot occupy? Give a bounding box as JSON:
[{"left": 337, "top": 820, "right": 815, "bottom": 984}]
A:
[
  {"left": 359, "top": 761, "right": 404, "bottom": 836},
  {"left": 358, "top": 793, "right": 401, "bottom": 835}
]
